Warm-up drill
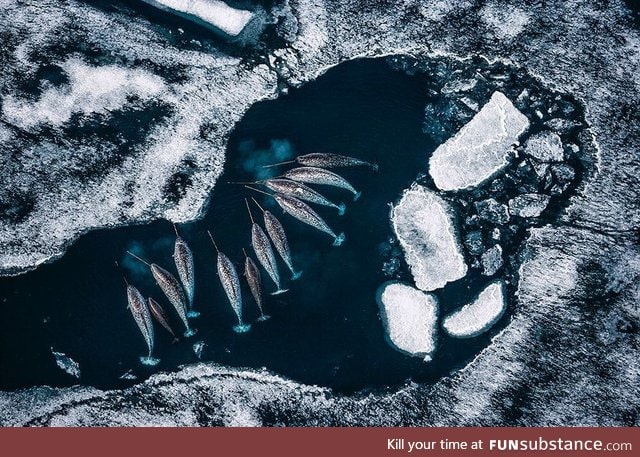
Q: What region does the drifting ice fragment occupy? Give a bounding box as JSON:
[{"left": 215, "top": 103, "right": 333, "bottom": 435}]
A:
[
  {"left": 429, "top": 91, "right": 529, "bottom": 191},
  {"left": 142, "top": 0, "right": 255, "bottom": 36},
  {"left": 443, "top": 281, "right": 506, "bottom": 338},
  {"left": 51, "top": 348, "right": 81, "bottom": 379},
  {"left": 524, "top": 130, "right": 564, "bottom": 162},
  {"left": 508, "top": 193, "right": 550, "bottom": 217},
  {"left": 391, "top": 184, "right": 467, "bottom": 291},
  {"left": 481, "top": 245, "right": 503, "bottom": 276},
  {"left": 376, "top": 282, "right": 438, "bottom": 361}
]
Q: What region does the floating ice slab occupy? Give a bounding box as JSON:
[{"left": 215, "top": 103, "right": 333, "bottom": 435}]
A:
[
  {"left": 443, "top": 281, "right": 506, "bottom": 338},
  {"left": 429, "top": 91, "right": 529, "bottom": 191},
  {"left": 509, "top": 193, "right": 551, "bottom": 217},
  {"left": 524, "top": 130, "right": 564, "bottom": 162},
  {"left": 142, "top": 0, "right": 254, "bottom": 36},
  {"left": 376, "top": 282, "right": 438, "bottom": 361},
  {"left": 391, "top": 184, "right": 467, "bottom": 291},
  {"left": 51, "top": 348, "right": 81, "bottom": 379}
]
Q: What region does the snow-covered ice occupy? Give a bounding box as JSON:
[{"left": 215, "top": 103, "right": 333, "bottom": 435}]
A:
[
  {"left": 142, "top": 0, "right": 254, "bottom": 36},
  {"left": 429, "top": 91, "right": 529, "bottom": 191},
  {"left": 524, "top": 130, "right": 565, "bottom": 162},
  {"left": 443, "top": 281, "right": 506, "bottom": 338},
  {"left": 376, "top": 282, "right": 438, "bottom": 361},
  {"left": 509, "top": 193, "right": 551, "bottom": 217},
  {"left": 481, "top": 245, "right": 503, "bottom": 276},
  {"left": 391, "top": 184, "right": 468, "bottom": 291},
  {"left": 51, "top": 349, "right": 81, "bottom": 379},
  {"left": 2, "top": 58, "right": 168, "bottom": 130}
]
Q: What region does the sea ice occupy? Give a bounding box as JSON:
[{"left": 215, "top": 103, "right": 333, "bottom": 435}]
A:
[
  {"left": 509, "top": 193, "right": 551, "bottom": 218},
  {"left": 391, "top": 184, "right": 468, "bottom": 291},
  {"left": 481, "top": 245, "right": 503, "bottom": 276},
  {"left": 51, "top": 348, "right": 81, "bottom": 379},
  {"left": 376, "top": 282, "right": 438, "bottom": 361},
  {"left": 524, "top": 130, "right": 565, "bottom": 162},
  {"left": 142, "top": 0, "right": 255, "bottom": 36},
  {"left": 443, "top": 281, "right": 506, "bottom": 338},
  {"left": 429, "top": 91, "right": 529, "bottom": 191}
]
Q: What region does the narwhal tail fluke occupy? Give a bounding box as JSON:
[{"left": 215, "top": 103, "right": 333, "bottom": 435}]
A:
[
  {"left": 184, "top": 328, "right": 198, "bottom": 338},
  {"left": 291, "top": 270, "right": 303, "bottom": 280},
  {"left": 187, "top": 310, "right": 200, "bottom": 318},
  {"left": 371, "top": 159, "right": 379, "bottom": 173},
  {"left": 271, "top": 288, "right": 289, "bottom": 296},
  {"left": 257, "top": 314, "right": 271, "bottom": 322},
  {"left": 233, "top": 322, "right": 252, "bottom": 333},
  {"left": 353, "top": 191, "right": 362, "bottom": 201},
  {"left": 140, "top": 355, "right": 160, "bottom": 366},
  {"left": 333, "top": 233, "right": 346, "bottom": 247},
  {"left": 337, "top": 203, "right": 346, "bottom": 216}
]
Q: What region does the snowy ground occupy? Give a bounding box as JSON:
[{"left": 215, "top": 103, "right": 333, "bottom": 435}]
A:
[{"left": 1, "top": 0, "right": 639, "bottom": 426}]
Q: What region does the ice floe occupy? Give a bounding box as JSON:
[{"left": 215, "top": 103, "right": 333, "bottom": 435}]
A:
[
  {"left": 142, "top": 0, "right": 255, "bottom": 36},
  {"left": 443, "top": 281, "right": 506, "bottom": 338},
  {"left": 524, "top": 130, "right": 564, "bottom": 162},
  {"left": 509, "top": 193, "right": 551, "bottom": 218},
  {"left": 429, "top": 91, "right": 529, "bottom": 191},
  {"left": 481, "top": 245, "right": 503, "bottom": 276},
  {"left": 51, "top": 348, "right": 81, "bottom": 379},
  {"left": 391, "top": 184, "right": 467, "bottom": 291},
  {"left": 376, "top": 282, "right": 438, "bottom": 361}
]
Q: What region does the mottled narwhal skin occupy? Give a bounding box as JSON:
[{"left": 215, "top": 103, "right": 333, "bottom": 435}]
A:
[
  {"left": 150, "top": 264, "right": 196, "bottom": 338},
  {"left": 246, "top": 199, "right": 288, "bottom": 295},
  {"left": 282, "top": 167, "right": 361, "bottom": 200},
  {"left": 172, "top": 227, "right": 198, "bottom": 318},
  {"left": 253, "top": 198, "right": 301, "bottom": 280},
  {"left": 148, "top": 297, "right": 177, "bottom": 341},
  {"left": 126, "top": 285, "right": 158, "bottom": 366},
  {"left": 296, "top": 153, "right": 377, "bottom": 171},
  {"left": 243, "top": 250, "right": 268, "bottom": 321},
  {"left": 273, "top": 194, "right": 345, "bottom": 246},
  {"left": 209, "top": 232, "right": 251, "bottom": 333},
  {"left": 263, "top": 178, "right": 346, "bottom": 215}
]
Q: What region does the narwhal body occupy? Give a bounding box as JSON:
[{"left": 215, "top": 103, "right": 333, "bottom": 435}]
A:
[
  {"left": 273, "top": 194, "right": 345, "bottom": 246},
  {"left": 263, "top": 178, "right": 345, "bottom": 215},
  {"left": 126, "top": 284, "right": 159, "bottom": 366},
  {"left": 281, "top": 167, "right": 361, "bottom": 200},
  {"left": 243, "top": 249, "right": 269, "bottom": 321},
  {"left": 148, "top": 297, "right": 178, "bottom": 341},
  {"left": 245, "top": 200, "right": 288, "bottom": 295},
  {"left": 252, "top": 197, "right": 301, "bottom": 280},
  {"left": 208, "top": 232, "right": 251, "bottom": 333},
  {"left": 172, "top": 224, "right": 198, "bottom": 318}
]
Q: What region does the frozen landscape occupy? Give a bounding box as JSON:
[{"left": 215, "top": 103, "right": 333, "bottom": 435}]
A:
[{"left": 0, "top": 0, "right": 639, "bottom": 426}]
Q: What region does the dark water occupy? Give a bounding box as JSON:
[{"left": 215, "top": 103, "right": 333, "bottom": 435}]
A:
[{"left": 0, "top": 56, "right": 592, "bottom": 394}]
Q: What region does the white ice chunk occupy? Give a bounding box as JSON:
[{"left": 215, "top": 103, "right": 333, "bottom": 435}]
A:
[
  {"left": 376, "top": 282, "right": 438, "bottom": 361},
  {"left": 509, "top": 193, "right": 551, "bottom": 217},
  {"left": 481, "top": 245, "right": 503, "bottom": 276},
  {"left": 391, "top": 184, "right": 468, "bottom": 291},
  {"left": 524, "top": 130, "right": 565, "bottom": 162},
  {"left": 2, "top": 58, "right": 167, "bottom": 130},
  {"left": 429, "top": 91, "right": 529, "bottom": 191},
  {"left": 142, "top": 0, "right": 254, "bottom": 36},
  {"left": 51, "top": 348, "right": 81, "bottom": 379},
  {"left": 443, "top": 281, "right": 506, "bottom": 338}
]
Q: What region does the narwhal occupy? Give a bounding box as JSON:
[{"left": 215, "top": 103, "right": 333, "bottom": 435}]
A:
[
  {"left": 126, "top": 251, "right": 196, "bottom": 338},
  {"left": 281, "top": 167, "right": 361, "bottom": 200},
  {"left": 243, "top": 248, "right": 269, "bottom": 321},
  {"left": 125, "top": 280, "right": 159, "bottom": 366},
  {"left": 245, "top": 199, "right": 288, "bottom": 295},
  {"left": 148, "top": 297, "right": 178, "bottom": 342},
  {"left": 252, "top": 197, "right": 302, "bottom": 280},
  {"left": 207, "top": 231, "right": 251, "bottom": 333},
  {"left": 263, "top": 178, "right": 346, "bottom": 216},
  {"left": 172, "top": 223, "right": 198, "bottom": 318},
  {"left": 265, "top": 153, "right": 378, "bottom": 171},
  {"left": 246, "top": 186, "right": 345, "bottom": 247}
]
